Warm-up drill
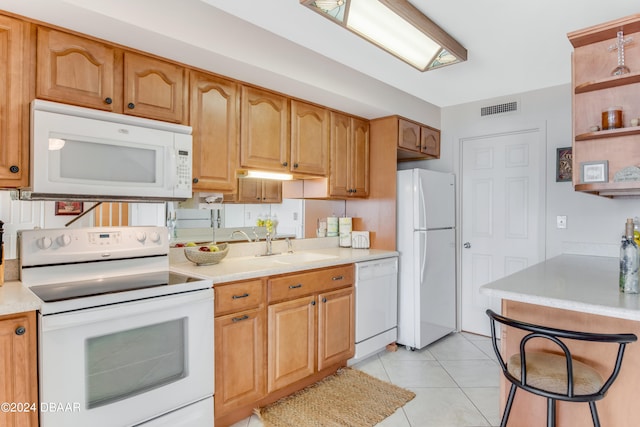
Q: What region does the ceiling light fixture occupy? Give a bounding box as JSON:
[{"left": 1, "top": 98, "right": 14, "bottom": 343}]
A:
[
  {"left": 236, "top": 169, "right": 294, "bottom": 181},
  {"left": 300, "top": 0, "right": 467, "bottom": 71}
]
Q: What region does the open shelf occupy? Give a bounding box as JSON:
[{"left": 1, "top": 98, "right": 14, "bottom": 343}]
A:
[
  {"left": 575, "top": 72, "right": 640, "bottom": 94},
  {"left": 574, "top": 181, "right": 640, "bottom": 197},
  {"left": 575, "top": 126, "right": 640, "bottom": 141}
]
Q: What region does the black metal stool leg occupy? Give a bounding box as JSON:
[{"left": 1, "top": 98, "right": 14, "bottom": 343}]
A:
[
  {"left": 589, "top": 402, "right": 601, "bottom": 427},
  {"left": 546, "top": 398, "right": 556, "bottom": 427},
  {"left": 500, "top": 384, "right": 517, "bottom": 427}
]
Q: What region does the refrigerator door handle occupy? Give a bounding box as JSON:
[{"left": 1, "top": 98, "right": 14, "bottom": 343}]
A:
[
  {"left": 417, "top": 177, "right": 427, "bottom": 230},
  {"left": 419, "top": 231, "right": 427, "bottom": 282}
]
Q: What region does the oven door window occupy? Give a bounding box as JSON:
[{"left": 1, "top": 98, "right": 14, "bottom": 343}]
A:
[{"left": 85, "top": 318, "right": 187, "bottom": 409}]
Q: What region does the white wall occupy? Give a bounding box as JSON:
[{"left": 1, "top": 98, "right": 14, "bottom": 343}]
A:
[{"left": 404, "top": 84, "right": 640, "bottom": 259}]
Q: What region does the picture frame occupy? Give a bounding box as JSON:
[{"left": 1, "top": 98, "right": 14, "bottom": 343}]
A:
[
  {"left": 55, "top": 201, "right": 83, "bottom": 216},
  {"left": 555, "top": 147, "right": 572, "bottom": 182},
  {"left": 580, "top": 160, "right": 608, "bottom": 184}
]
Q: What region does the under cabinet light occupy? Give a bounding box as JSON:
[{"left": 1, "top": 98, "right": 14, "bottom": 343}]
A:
[
  {"left": 236, "top": 170, "right": 294, "bottom": 181},
  {"left": 301, "top": 0, "right": 466, "bottom": 71}
]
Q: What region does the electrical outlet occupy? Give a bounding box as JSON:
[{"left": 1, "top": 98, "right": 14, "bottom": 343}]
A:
[
  {"left": 556, "top": 215, "right": 567, "bottom": 229},
  {"left": 293, "top": 212, "right": 298, "bottom": 221}
]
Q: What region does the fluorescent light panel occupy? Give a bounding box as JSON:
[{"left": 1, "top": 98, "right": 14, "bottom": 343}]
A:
[
  {"left": 301, "top": 0, "right": 466, "bottom": 72},
  {"left": 237, "top": 170, "right": 294, "bottom": 181}
]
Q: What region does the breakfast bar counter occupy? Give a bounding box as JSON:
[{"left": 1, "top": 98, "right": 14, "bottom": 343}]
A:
[{"left": 481, "top": 254, "right": 640, "bottom": 426}]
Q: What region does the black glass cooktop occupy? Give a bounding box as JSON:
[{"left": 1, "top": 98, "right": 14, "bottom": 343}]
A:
[{"left": 30, "top": 271, "right": 204, "bottom": 303}]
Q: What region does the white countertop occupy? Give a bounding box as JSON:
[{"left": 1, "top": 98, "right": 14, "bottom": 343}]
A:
[
  {"left": 0, "top": 282, "right": 41, "bottom": 316},
  {"left": 170, "top": 245, "right": 398, "bottom": 283},
  {"left": 480, "top": 254, "right": 640, "bottom": 321}
]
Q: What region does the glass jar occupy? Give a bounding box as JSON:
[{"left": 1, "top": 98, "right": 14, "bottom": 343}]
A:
[{"left": 602, "top": 106, "right": 623, "bottom": 130}]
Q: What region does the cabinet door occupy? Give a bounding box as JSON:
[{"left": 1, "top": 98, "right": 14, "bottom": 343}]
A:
[
  {"left": 215, "top": 308, "right": 266, "bottom": 415},
  {"left": 420, "top": 126, "right": 441, "bottom": 158},
  {"left": 261, "top": 180, "right": 282, "bottom": 203},
  {"left": 329, "top": 112, "right": 351, "bottom": 197},
  {"left": 124, "top": 52, "right": 187, "bottom": 124},
  {"left": 317, "top": 287, "right": 355, "bottom": 371},
  {"left": 0, "top": 16, "right": 30, "bottom": 187},
  {"left": 240, "top": 86, "right": 290, "bottom": 172},
  {"left": 350, "top": 117, "right": 370, "bottom": 197},
  {"left": 267, "top": 296, "right": 316, "bottom": 392},
  {"left": 0, "top": 312, "right": 38, "bottom": 427},
  {"left": 237, "top": 178, "right": 262, "bottom": 203},
  {"left": 190, "top": 71, "right": 239, "bottom": 192},
  {"left": 290, "top": 100, "right": 329, "bottom": 176},
  {"left": 398, "top": 119, "right": 421, "bottom": 152},
  {"left": 36, "top": 27, "right": 119, "bottom": 112}
]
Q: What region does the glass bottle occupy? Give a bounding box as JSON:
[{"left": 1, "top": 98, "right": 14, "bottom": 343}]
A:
[{"left": 620, "top": 218, "right": 639, "bottom": 293}]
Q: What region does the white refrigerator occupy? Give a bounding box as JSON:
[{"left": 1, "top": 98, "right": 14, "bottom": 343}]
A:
[{"left": 396, "top": 168, "right": 456, "bottom": 350}]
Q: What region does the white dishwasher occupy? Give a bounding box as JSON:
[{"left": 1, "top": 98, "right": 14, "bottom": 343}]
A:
[{"left": 351, "top": 257, "right": 398, "bottom": 363}]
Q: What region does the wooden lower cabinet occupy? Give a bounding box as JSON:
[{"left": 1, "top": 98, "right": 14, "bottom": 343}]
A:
[
  {"left": 214, "top": 265, "right": 355, "bottom": 427},
  {"left": 0, "top": 311, "right": 38, "bottom": 427}
]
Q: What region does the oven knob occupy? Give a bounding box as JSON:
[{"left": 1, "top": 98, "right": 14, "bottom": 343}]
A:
[
  {"left": 149, "top": 231, "right": 161, "bottom": 243},
  {"left": 135, "top": 231, "right": 147, "bottom": 242},
  {"left": 57, "top": 234, "right": 72, "bottom": 247},
  {"left": 37, "top": 236, "right": 53, "bottom": 250}
]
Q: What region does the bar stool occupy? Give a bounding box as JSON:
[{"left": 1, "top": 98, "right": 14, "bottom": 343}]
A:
[{"left": 486, "top": 309, "right": 637, "bottom": 427}]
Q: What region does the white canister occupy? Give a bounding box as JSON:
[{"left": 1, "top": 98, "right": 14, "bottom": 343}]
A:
[
  {"left": 327, "top": 216, "right": 339, "bottom": 237},
  {"left": 339, "top": 217, "right": 352, "bottom": 247}
]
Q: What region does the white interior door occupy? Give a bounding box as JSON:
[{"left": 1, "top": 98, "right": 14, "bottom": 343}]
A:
[{"left": 460, "top": 127, "right": 545, "bottom": 336}]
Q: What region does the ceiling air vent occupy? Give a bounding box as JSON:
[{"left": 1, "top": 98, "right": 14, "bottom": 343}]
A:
[{"left": 480, "top": 101, "right": 518, "bottom": 117}]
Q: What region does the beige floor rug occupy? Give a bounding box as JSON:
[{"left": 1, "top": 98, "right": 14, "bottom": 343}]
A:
[{"left": 255, "top": 368, "right": 415, "bottom": 427}]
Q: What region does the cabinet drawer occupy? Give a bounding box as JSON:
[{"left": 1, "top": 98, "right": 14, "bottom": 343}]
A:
[
  {"left": 268, "top": 265, "right": 354, "bottom": 303},
  {"left": 215, "top": 279, "right": 265, "bottom": 316}
]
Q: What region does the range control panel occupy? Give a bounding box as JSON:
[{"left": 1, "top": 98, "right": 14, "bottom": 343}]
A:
[{"left": 20, "top": 226, "right": 168, "bottom": 267}]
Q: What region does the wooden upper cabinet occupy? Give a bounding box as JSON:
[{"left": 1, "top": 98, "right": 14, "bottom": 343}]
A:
[
  {"left": 237, "top": 178, "right": 282, "bottom": 203},
  {"left": 0, "top": 312, "right": 38, "bottom": 427},
  {"left": 123, "top": 52, "right": 187, "bottom": 123},
  {"left": 190, "top": 70, "right": 239, "bottom": 192},
  {"left": 398, "top": 119, "right": 421, "bottom": 151},
  {"left": 420, "top": 126, "right": 441, "bottom": 158},
  {"left": 329, "top": 112, "right": 369, "bottom": 198},
  {"left": 290, "top": 100, "right": 329, "bottom": 176},
  {"left": 36, "top": 28, "right": 188, "bottom": 124},
  {"left": 240, "top": 86, "right": 290, "bottom": 172},
  {"left": 0, "top": 15, "right": 31, "bottom": 188},
  {"left": 36, "top": 27, "right": 119, "bottom": 112}
]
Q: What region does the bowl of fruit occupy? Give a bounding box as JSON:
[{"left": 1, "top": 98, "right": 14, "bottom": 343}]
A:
[{"left": 183, "top": 242, "right": 229, "bottom": 266}]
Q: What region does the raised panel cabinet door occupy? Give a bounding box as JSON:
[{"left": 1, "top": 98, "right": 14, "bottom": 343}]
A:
[
  {"left": 240, "top": 86, "right": 290, "bottom": 172},
  {"left": 124, "top": 52, "right": 187, "bottom": 124},
  {"left": 237, "top": 178, "right": 262, "bottom": 203},
  {"left": 420, "top": 126, "right": 441, "bottom": 158},
  {"left": 190, "top": 70, "right": 239, "bottom": 192},
  {"left": 36, "top": 27, "right": 119, "bottom": 112},
  {"left": 350, "top": 117, "right": 370, "bottom": 197},
  {"left": 0, "top": 311, "right": 38, "bottom": 427},
  {"left": 0, "top": 15, "right": 30, "bottom": 187},
  {"left": 317, "top": 287, "right": 355, "bottom": 371},
  {"left": 215, "top": 308, "right": 266, "bottom": 416},
  {"left": 267, "top": 296, "right": 316, "bottom": 392},
  {"left": 398, "top": 118, "right": 421, "bottom": 152},
  {"left": 329, "top": 112, "right": 351, "bottom": 197},
  {"left": 261, "top": 180, "right": 282, "bottom": 203},
  {"left": 290, "top": 100, "right": 329, "bottom": 176}
]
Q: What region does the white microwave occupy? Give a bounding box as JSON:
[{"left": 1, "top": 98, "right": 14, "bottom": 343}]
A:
[{"left": 24, "top": 100, "right": 193, "bottom": 202}]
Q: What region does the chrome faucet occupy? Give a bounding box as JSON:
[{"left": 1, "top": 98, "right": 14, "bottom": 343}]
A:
[
  {"left": 231, "top": 230, "right": 253, "bottom": 243},
  {"left": 265, "top": 232, "right": 273, "bottom": 255}
]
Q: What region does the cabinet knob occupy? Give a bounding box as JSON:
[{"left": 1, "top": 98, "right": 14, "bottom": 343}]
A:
[
  {"left": 311, "top": 300, "right": 316, "bottom": 306},
  {"left": 232, "top": 293, "right": 250, "bottom": 299},
  {"left": 256, "top": 197, "right": 261, "bottom": 200},
  {"left": 289, "top": 284, "right": 303, "bottom": 289},
  {"left": 322, "top": 297, "right": 327, "bottom": 303},
  {"left": 352, "top": 189, "right": 357, "bottom": 193},
  {"left": 293, "top": 163, "right": 299, "bottom": 168},
  {"left": 15, "top": 326, "right": 26, "bottom": 336},
  {"left": 104, "top": 97, "right": 113, "bottom": 105},
  {"left": 127, "top": 102, "right": 135, "bottom": 109},
  {"left": 282, "top": 162, "right": 288, "bottom": 167},
  {"left": 9, "top": 165, "right": 19, "bottom": 173},
  {"left": 192, "top": 177, "right": 199, "bottom": 184}
]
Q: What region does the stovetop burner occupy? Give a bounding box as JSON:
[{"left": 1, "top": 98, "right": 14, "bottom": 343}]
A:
[{"left": 29, "top": 271, "right": 201, "bottom": 303}]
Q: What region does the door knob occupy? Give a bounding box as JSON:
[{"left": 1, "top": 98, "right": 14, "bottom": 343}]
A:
[{"left": 464, "top": 242, "right": 471, "bottom": 249}]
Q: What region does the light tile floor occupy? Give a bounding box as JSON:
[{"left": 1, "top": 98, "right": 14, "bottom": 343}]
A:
[{"left": 231, "top": 332, "right": 501, "bottom": 427}]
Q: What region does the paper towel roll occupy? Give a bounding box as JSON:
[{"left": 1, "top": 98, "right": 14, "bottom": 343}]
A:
[
  {"left": 339, "top": 217, "right": 352, "bottom": 247},
  {"left": 327, "top": 216, "right": 338, "bottom": 237}
]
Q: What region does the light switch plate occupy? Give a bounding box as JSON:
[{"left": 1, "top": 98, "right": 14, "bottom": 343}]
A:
[{"left": 557, "top": 215, "right": 567, "bottom": 229}]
